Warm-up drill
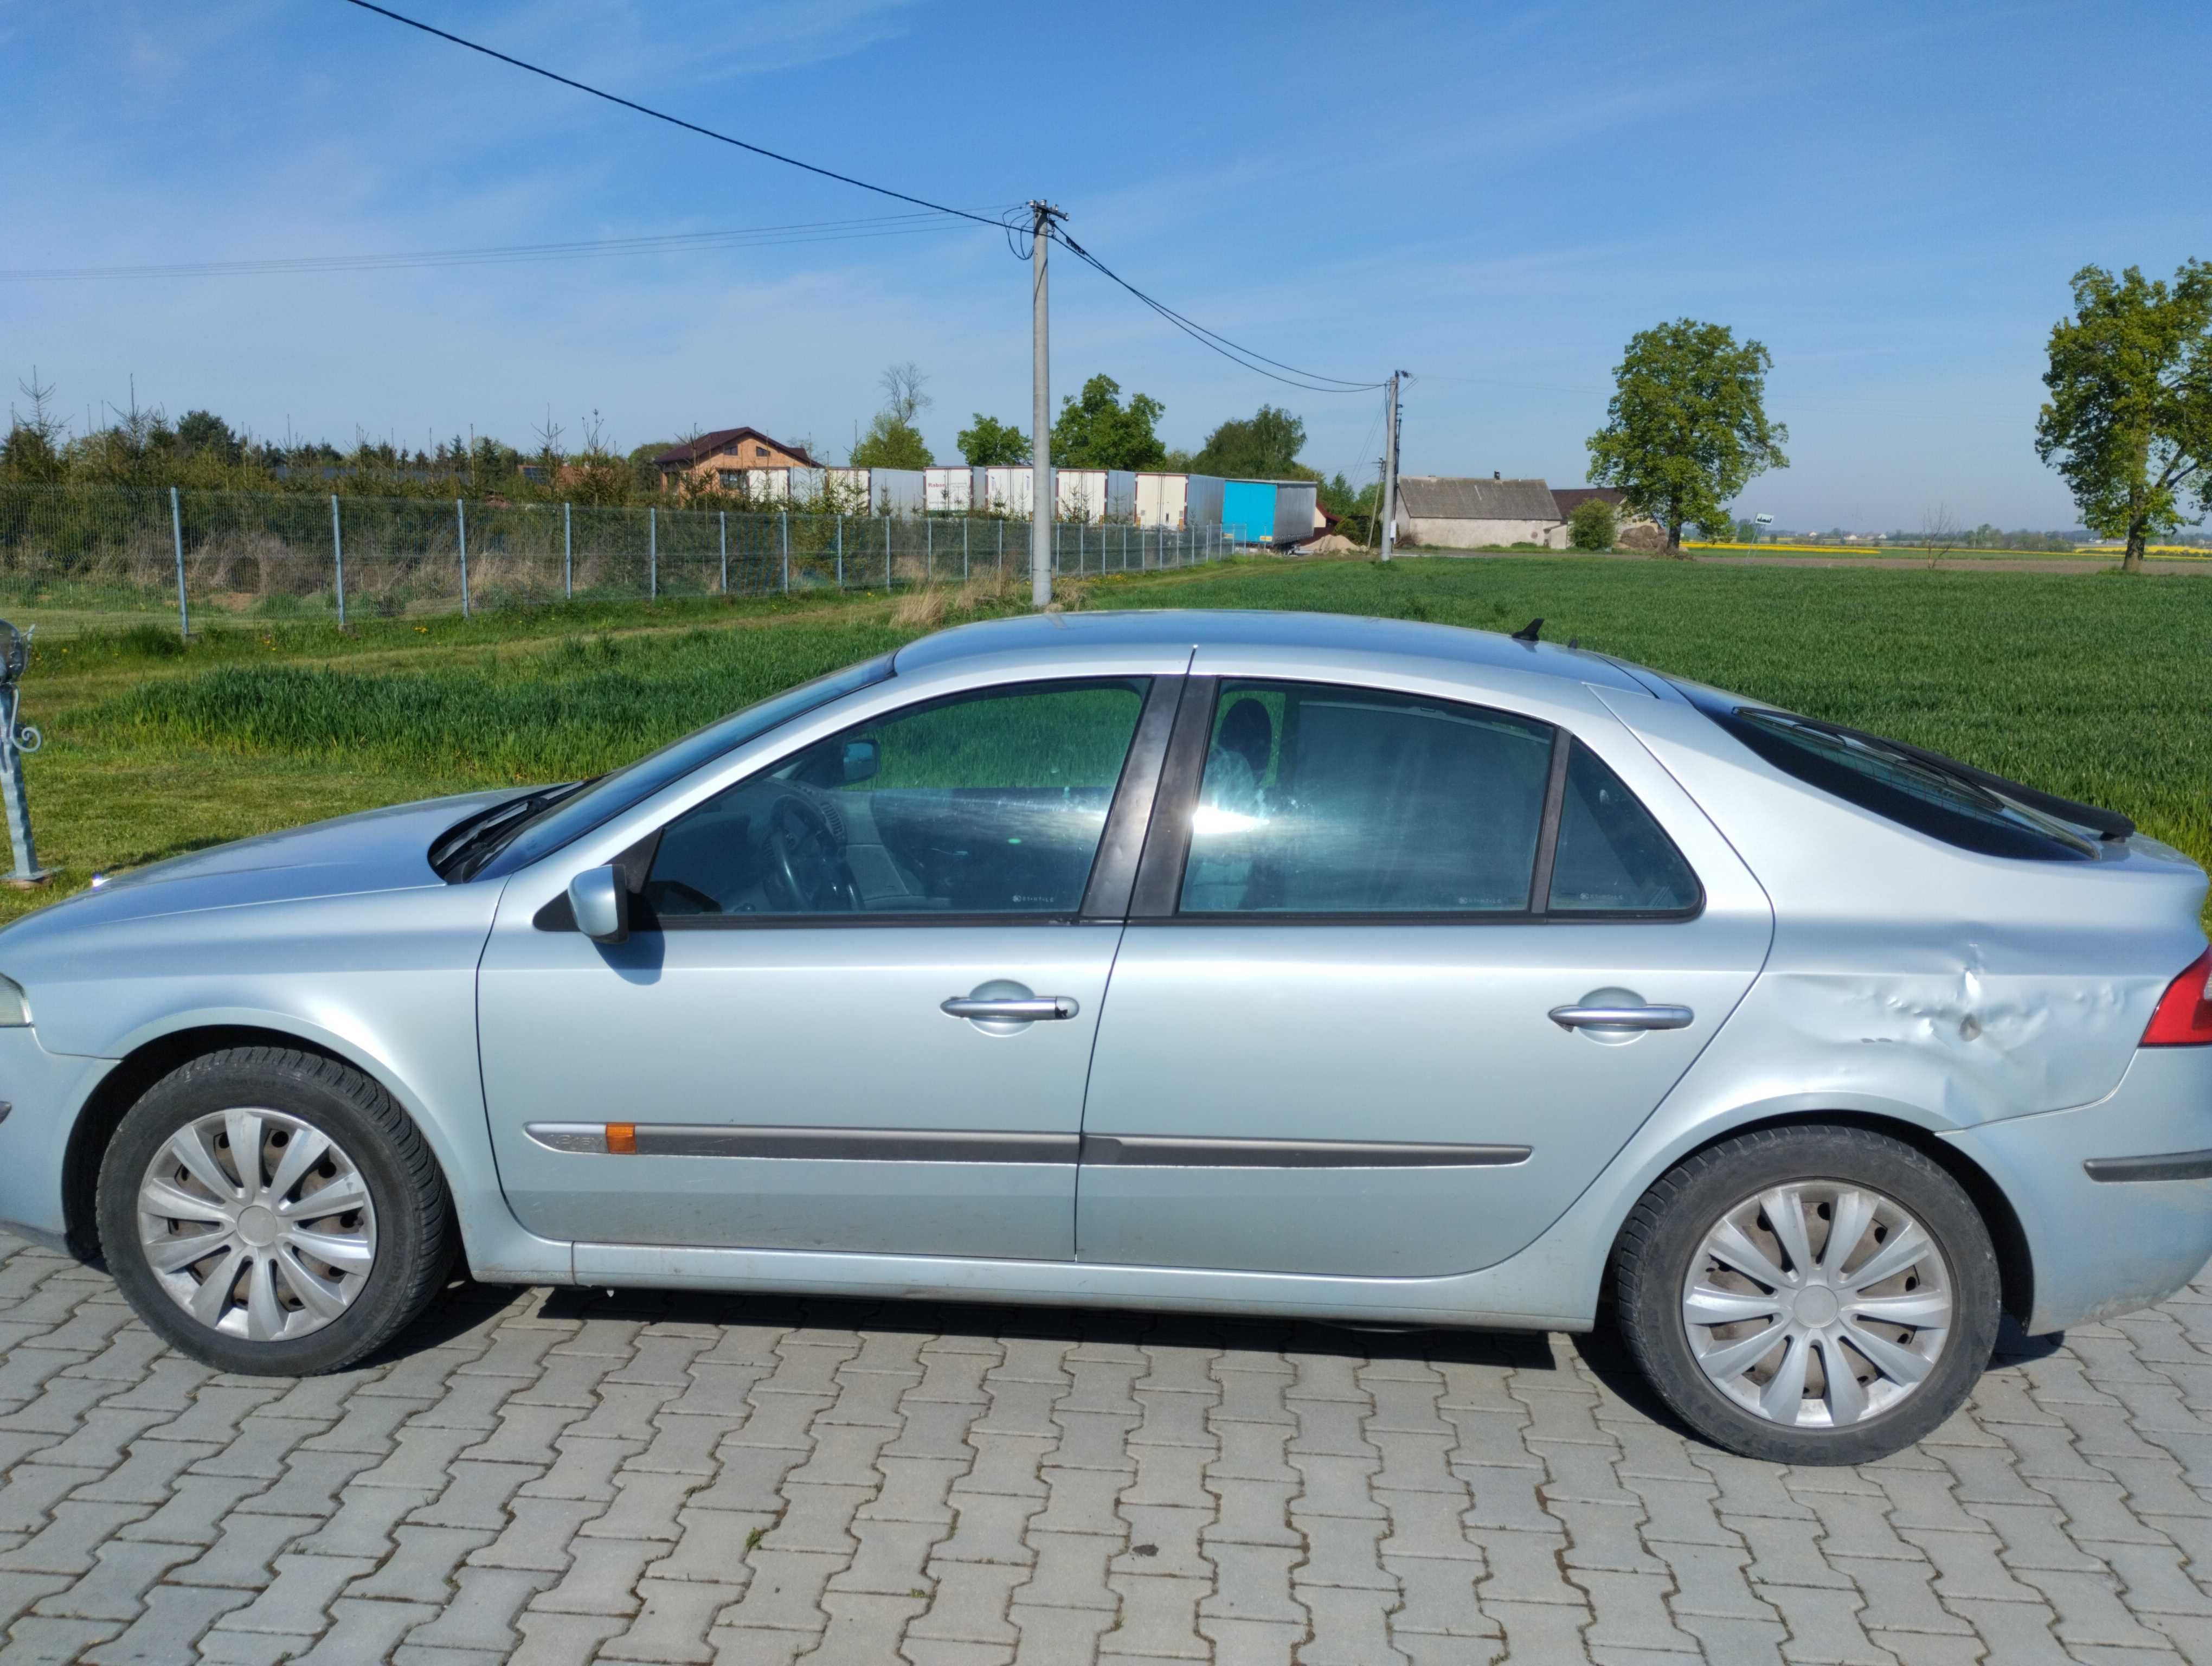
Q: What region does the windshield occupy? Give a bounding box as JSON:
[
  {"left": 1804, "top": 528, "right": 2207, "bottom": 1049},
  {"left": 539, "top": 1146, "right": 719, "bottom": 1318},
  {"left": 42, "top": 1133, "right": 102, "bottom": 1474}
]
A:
[{"left": 467, "top": 652, "right": 896, "bottom": 881}]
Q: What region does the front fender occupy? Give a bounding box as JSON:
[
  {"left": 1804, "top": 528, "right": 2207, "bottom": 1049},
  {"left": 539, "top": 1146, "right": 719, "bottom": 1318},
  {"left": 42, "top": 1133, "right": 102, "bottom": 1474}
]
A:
[{"left": 14, "top": 885, "right": 571, "bottom": 1286}]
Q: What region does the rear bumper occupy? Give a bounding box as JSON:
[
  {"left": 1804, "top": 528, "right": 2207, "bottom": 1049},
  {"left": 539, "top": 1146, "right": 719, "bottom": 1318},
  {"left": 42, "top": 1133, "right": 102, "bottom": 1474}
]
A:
[{"left": 1946, "top": 1047, "right": 2212, "bottom": 1334}]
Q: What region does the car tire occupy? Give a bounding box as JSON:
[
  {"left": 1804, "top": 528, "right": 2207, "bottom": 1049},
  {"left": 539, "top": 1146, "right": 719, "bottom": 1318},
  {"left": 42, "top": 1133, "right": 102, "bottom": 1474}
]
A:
[
  {"left": 97, "top": 1046, "right": 455, "bottom": 1375},
  {"left": 1614, "top": 1125, "right": 2000, "bottom": 1465}
]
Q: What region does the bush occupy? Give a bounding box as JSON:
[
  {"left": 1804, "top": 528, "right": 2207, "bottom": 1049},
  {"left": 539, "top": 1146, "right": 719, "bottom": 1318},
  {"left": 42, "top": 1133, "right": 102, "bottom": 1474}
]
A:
[{"left": 1569, "top": 498, "right": 1617, "bottom": 551}]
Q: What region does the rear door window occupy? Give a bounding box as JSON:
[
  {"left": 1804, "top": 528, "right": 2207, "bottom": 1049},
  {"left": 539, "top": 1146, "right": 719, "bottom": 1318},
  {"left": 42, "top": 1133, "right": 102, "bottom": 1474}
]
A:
[{"left": 1179, "top": 681, "right": 1554, "bottom": 914}]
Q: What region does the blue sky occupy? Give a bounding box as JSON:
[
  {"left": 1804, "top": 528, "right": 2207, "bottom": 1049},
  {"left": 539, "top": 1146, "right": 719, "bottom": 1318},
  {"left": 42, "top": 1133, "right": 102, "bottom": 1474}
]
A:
[{"left": 4, "top": 0, "right": 2207, "bottom": 529}]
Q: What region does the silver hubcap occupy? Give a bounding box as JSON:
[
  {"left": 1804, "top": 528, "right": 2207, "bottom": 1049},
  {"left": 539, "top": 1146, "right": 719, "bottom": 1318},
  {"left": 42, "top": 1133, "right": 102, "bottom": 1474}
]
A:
[
  {"left": 1682, "top": 1180, "right": 1952, "bottom": 1430},
  {"left": 136, "top": 1108, "right": 377, "bottom": 1343}
]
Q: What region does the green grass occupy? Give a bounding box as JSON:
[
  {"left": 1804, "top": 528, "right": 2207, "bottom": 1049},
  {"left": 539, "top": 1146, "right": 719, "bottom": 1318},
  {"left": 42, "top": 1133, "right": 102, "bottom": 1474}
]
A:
[{"left": 5, "top": 556, "right": 2209, "bottom": 928}]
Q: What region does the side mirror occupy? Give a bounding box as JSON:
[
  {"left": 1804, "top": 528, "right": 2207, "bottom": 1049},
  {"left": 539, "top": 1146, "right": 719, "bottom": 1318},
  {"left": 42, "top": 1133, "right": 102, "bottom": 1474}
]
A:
[
  {"left": 568, "top": 865, "right": 628, "bottom": 943},
  {"left": 841, "top": 737, "right": 880, "bottom": 785}
]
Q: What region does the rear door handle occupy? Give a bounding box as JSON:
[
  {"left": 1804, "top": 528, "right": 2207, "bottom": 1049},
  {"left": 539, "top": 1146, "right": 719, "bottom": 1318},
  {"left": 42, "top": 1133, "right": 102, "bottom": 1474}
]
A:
[
  {"left": 1548, "top": 1003, "right": 1694, "bottom": 1031},
  {"left": 942, "top": 996, "right": 1080, "bottom": 1021}
]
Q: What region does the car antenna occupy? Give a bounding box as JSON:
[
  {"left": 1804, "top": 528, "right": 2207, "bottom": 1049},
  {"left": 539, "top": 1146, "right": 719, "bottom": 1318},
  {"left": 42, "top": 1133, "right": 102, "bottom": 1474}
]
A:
[{"left": 1510, "top": 617, "right": 1543, "bottom": 643}]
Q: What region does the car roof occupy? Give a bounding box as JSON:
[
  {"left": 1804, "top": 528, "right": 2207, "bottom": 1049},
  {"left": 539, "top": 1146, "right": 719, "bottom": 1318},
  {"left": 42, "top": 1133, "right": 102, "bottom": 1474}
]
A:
[{"left": 891, "top": 608, "right": 1661, "bottom": 694}]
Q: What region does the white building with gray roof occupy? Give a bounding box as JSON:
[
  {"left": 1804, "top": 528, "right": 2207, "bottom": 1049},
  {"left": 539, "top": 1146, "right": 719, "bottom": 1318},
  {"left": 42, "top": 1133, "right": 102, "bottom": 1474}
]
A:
[{"left": 1391, "top": 475, "right": 1569, "bottom": 549}]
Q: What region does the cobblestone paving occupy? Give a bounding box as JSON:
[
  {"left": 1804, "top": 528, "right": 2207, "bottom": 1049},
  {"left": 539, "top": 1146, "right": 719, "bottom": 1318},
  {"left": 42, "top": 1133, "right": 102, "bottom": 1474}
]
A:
[{"left": 2, "top": 1233, "right": 2210, "bottom": 1664}]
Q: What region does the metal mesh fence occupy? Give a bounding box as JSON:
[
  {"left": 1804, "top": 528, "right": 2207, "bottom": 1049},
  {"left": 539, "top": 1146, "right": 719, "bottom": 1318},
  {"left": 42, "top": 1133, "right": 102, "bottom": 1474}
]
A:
[{"left": 0, "top": 486, "right": 1233, "bottom": 636}]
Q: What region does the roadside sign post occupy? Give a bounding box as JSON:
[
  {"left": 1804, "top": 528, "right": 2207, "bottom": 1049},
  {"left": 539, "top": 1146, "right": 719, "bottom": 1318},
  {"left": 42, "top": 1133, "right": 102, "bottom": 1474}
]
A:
[{"left": 0, "top": 621, "right": 49, "bottom": 886}]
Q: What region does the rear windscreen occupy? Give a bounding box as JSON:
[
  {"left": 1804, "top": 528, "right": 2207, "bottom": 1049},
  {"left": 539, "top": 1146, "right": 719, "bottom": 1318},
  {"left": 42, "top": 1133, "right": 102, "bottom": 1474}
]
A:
[{"left": 1712, "top": 706, "right": 2098, "bottom": 862}]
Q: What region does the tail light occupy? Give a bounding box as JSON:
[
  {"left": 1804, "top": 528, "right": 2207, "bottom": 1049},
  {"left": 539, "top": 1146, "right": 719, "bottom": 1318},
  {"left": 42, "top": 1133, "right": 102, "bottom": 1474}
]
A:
[{"left": 2143, "top": 949, "right": 2212, "bottom": 1047}]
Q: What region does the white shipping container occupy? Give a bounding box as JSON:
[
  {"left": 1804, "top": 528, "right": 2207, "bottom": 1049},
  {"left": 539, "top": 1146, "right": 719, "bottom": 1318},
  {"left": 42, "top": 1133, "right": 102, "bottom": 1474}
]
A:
[
  {"left": 826, "top": 467, "right": 924, "bottom": 515},
  {"left": 924, "top": 466, "right": 972, "bottom": 514},
  {"left": 1135, "top": 472, "right": 1225, "bottom": 530},
  {"left": 1054, "top": 469, "right": 1136, "bottom": 524},
  {"left": 980, "top": 466, "right": 1036, "bottom": 518}
]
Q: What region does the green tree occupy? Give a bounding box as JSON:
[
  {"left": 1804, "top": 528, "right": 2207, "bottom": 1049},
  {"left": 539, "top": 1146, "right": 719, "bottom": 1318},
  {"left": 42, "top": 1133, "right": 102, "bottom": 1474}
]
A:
[
  {"left": 2036, "top": 260, "right": 2212, "bottom": 573},
  {"left": 1567, "top": 497, "right": 1616, "bottom": 550},
  {"left": 1051, "top": 375, "right": 1166, "bottom": 471},
  {"left": 1586, "top": 319, "right": 1789, "bottom": 552},
  {"left": 957, "top": 413, "right": 1031, "bottom": 465},
  {"left": 1192, "top": 405, "right": 1308, "bottom": 479},
  {"left": 848, "top": 362, "right": 934, "bottom": 470},
  {"left": 175, "top": 409, "right": 242, "bottom": 464},
  {"left": 849, "top": 412, "right": 932, "bottom": 470}
]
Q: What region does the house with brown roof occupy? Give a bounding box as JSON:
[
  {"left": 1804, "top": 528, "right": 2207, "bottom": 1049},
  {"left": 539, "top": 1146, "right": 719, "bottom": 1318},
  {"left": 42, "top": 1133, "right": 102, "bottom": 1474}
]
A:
[{"left": 654, "top": 428, "right": 823, "bottom": 491}]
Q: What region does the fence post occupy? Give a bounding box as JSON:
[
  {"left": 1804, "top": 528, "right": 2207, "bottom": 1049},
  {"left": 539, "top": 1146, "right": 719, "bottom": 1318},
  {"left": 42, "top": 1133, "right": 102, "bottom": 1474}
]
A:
[
  {"left": 962, "top": 518, "right": 969, "bottom": 581},
  {"left": 884, "top": 516, "right": 892, "bottom": 590},
  {"left": 925, "top": 517, "right": 933, "bottom": 583},
  {"left": 170, "top": 486, "right": 189, "bottom": 640},
  {"left": 330, "top": 494, "right": 345, "bottom": 629},
  {"left": 998, "top": 519, "right": 1005, "bottom": 575},
  {"left": 780, "top": 511, "right": 790, "bottom": 594},
  {"left": 835, "top": 517, "right": 844, "bottom": 588},
  {"left": 648, "top": 507, "right": 658, "bottom": 601},
  {"left": 719, "top": 511, "right": 728, "bottom": 595},
  {"left": 456, "top": 498, "right": 470, "bottom": 618},
  {"left": 563, "top": 502, "right": 573, "bottom": 599}
]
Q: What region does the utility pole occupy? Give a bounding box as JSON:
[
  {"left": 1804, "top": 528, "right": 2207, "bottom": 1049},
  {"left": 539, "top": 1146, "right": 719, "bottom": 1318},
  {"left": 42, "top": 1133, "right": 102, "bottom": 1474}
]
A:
[
  {"left": 1028, "top": 200, "right": 1065, "bottom": 609},
  {"left": 1377, "top": 371, "right": 1407, "bottom": 562}
]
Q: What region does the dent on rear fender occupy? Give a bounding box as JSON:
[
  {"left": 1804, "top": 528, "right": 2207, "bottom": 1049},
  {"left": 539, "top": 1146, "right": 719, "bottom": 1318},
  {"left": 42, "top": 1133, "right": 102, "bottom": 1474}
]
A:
[{"left": 1752, "top": 950, "right": 2151, "bottom": 1122}]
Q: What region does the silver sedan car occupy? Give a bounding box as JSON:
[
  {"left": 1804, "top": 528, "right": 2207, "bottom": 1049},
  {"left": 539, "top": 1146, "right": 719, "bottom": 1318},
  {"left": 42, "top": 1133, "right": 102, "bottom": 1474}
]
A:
[{"left": 3, "top": 610, "right": 2208, "bottom": 1464}]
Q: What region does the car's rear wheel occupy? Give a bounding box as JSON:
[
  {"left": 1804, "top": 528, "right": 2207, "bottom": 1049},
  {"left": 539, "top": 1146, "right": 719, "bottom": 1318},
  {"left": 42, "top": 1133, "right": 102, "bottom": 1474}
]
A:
[
  {"left": 1615, "top": 1125, "right": 2001, "bottom": 1464},
  {"left": 97, "top": 1046, "right": 454, "bottom": 1375}
]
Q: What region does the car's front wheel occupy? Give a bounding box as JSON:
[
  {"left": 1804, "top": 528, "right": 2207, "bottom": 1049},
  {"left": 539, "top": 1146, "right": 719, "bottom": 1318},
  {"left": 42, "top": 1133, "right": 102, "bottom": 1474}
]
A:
[
  {"left": 1615, "top": 1125, "right": 2001, "bottom": 1464},
  {"left": 97, "top": 1046, "right": 454, "bottom": 1375}
]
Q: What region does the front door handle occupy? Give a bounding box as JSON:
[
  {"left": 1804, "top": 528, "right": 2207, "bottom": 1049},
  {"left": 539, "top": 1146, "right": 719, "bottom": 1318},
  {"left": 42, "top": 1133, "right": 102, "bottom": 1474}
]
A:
[
  {"left": 942, "top": 995, "right": 1080, "bottom": 1021},
  {"left": 1548, "top": 1003, "right": 1694, "bottom": 1031}
]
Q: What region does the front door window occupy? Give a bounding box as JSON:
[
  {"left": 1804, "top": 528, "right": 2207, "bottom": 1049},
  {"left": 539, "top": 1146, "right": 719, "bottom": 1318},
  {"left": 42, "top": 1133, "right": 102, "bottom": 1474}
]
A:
[{"left": 645, "top": 678, "right": 1150, "bottom": 921}]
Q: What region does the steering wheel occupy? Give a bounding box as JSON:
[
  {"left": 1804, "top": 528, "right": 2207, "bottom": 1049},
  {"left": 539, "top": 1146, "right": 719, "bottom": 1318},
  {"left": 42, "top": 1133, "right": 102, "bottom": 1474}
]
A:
[{"left": 759, "top": 791, "right": 862, "bottom": 913}]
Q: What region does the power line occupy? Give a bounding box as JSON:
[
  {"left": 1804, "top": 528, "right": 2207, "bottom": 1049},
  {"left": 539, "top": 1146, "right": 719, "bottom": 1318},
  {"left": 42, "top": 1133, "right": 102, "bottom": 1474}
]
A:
[
  {"left": 338, "top": 0, "right": 1006, "bottom": 229},
  {"left": 340, "top": 0, "right": 1384, "bottom": 398},
  {"left": 1051, "top": 227, "right": 1386, "bottom": 395},
  {"left": 0, "top": 210, "right": 999, "bottom": 282}
]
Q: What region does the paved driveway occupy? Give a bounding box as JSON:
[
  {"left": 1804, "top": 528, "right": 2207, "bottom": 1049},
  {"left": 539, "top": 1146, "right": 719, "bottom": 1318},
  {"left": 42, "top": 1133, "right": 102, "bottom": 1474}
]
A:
[{"left": 2, "top": 1232, "right": 2208, "bottom": 1665}]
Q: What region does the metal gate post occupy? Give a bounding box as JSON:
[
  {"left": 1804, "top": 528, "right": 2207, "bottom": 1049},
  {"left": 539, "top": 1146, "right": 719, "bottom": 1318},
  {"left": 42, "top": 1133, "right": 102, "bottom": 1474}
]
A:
[
  {"left": 564, "top": 502, "right": 573, "bottom": 599},
  {"left": 170, "top": 486, "right": 189, "bottom": 639},
  {"left": 0, "top": 683, "right": 47, "bottom": 886},
  {"left": 330, "top": 494, "right": 345, "bottom": 628},
  {"left": 780, "top": 512, "right": 790, "bottom": 593},
  {"left": 456, "top": 498, "right": 471, "bottom": 618}
]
